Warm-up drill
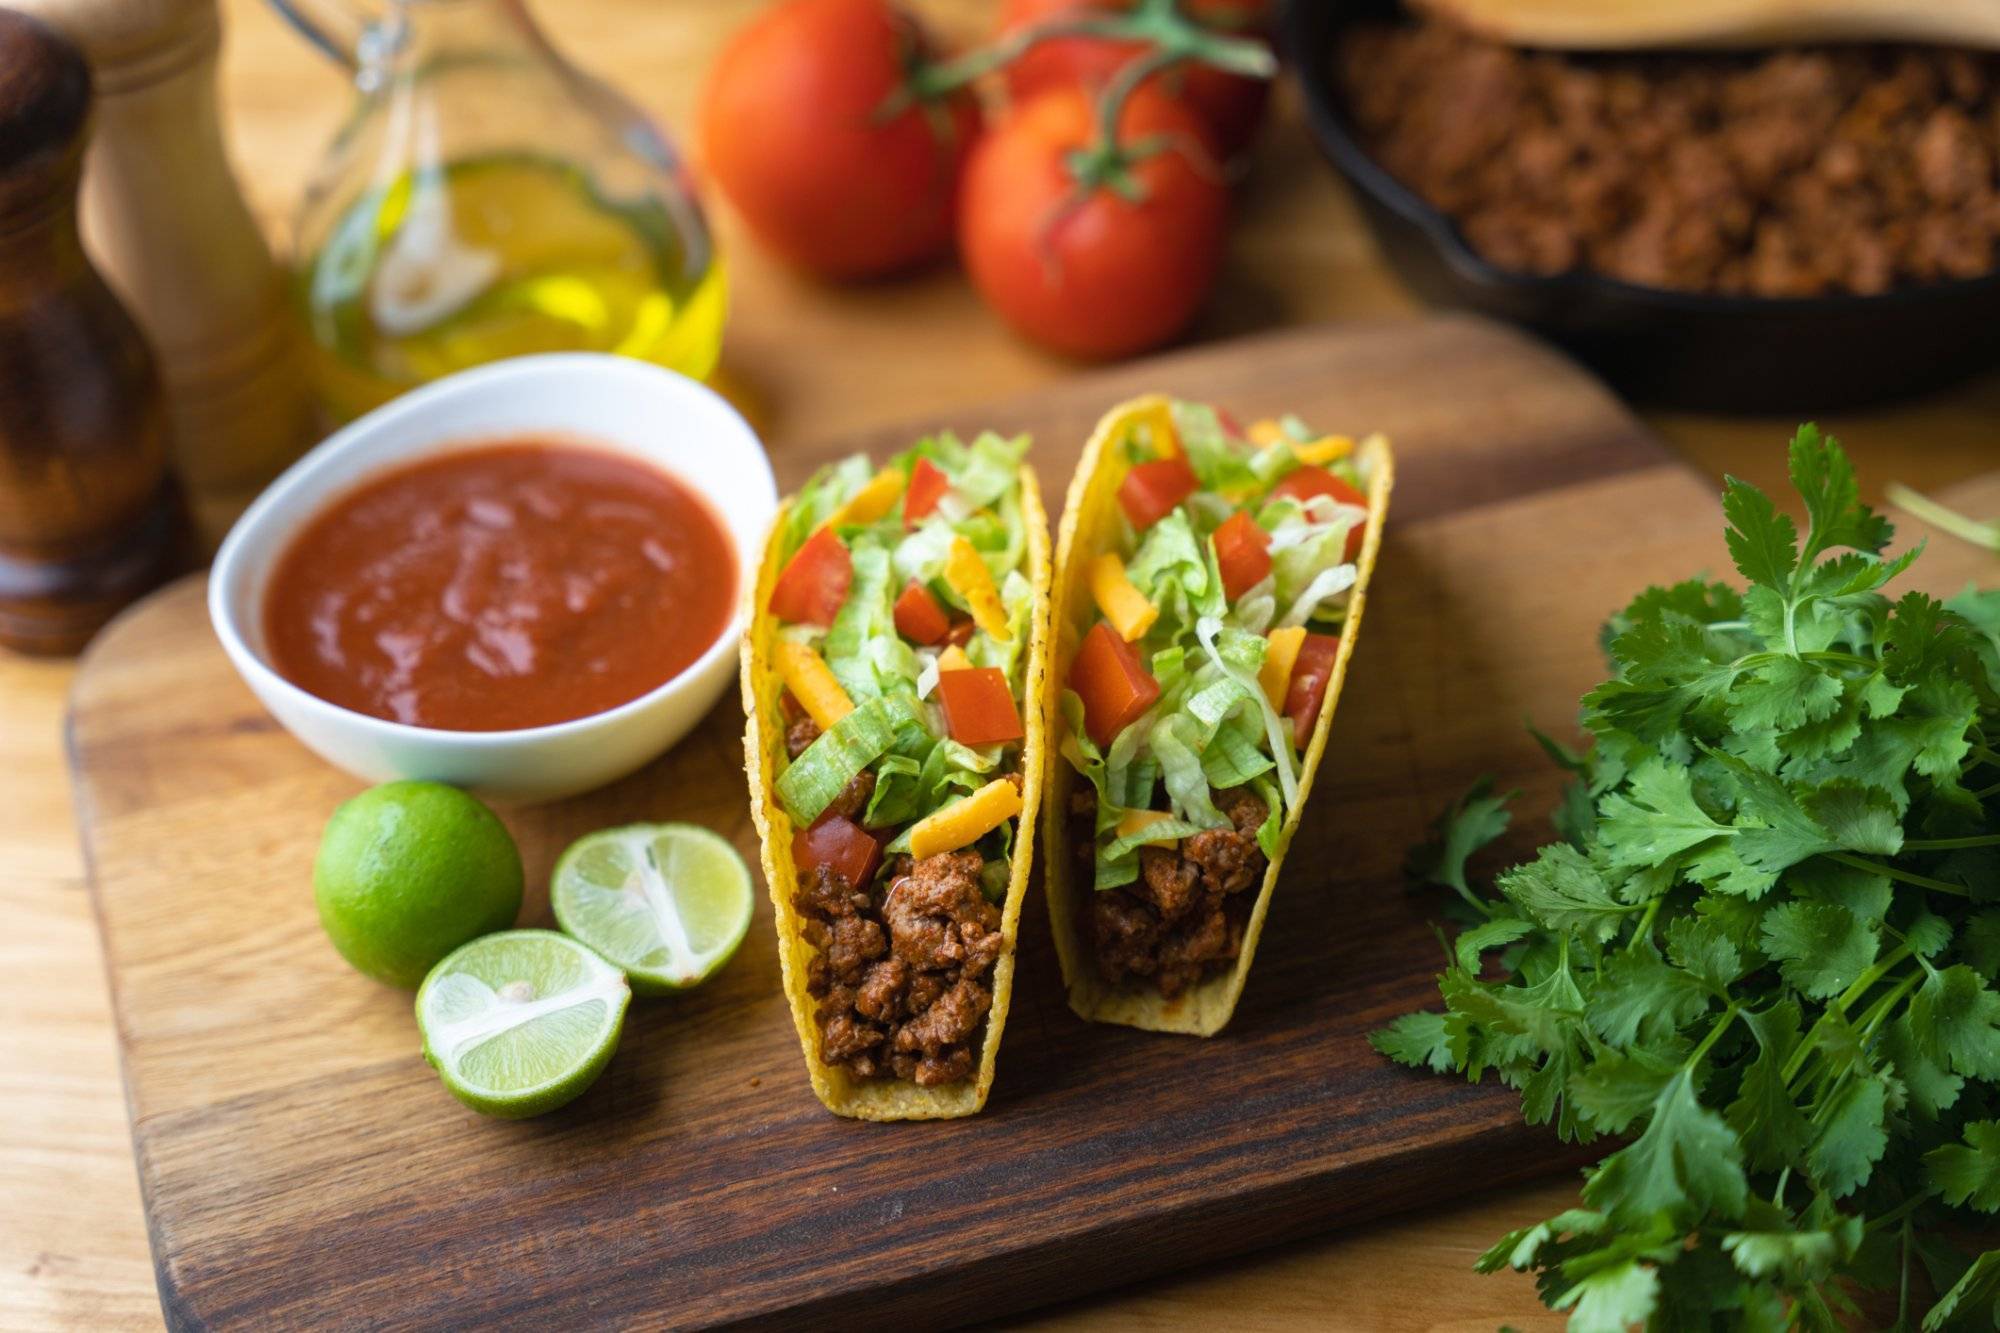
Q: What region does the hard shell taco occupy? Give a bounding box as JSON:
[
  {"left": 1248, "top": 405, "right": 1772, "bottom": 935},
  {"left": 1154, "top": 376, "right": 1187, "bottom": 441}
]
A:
[
  {"left": 742, "top": 434, "right": 1050, "bottom": 1119},
  {"left": 1042, "top": 396, "right": 1393, "bottom": 1035}
]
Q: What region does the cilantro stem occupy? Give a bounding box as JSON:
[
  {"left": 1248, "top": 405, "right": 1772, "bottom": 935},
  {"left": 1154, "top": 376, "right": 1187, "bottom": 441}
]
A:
[
  {"left": 1886, "top": 482, "right": 2000, "bottom": 551},
  {"left": 1897, "top": 1219, "right": 1912, "bottom": 1330},
  {"left": 1866, "top": 1190, "right": 1937, "bottom": 1234},
  {"left": 1686, "top": 1002, "right": 1739, "bottom": 1069},
  {"left": 1625, "top": 896, "right": 1662, "bottom": 952},
  {"left": 1975, "top": 744, "right": 2000, "bottom": 769},
  {"left": 1900, "top": 834, "right": 2000, "bottom": 850},
  {"left": 1825, "top": 852, "right": 1971, "bottom": 898},
  {"left": 1854, "top": 972, "right": 1919, "bottom": 1042},
  {"left": 1782, "top": 946, "right": 1915, "bottom": 1085},
  {"left": 1971, "top": 779, "right": 2000, "bottom": 801}
]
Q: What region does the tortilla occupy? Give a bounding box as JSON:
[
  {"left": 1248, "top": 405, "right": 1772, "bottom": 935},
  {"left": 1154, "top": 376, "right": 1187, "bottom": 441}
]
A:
[
  {"left": 1040, "top": 396, "right": 1395, "bottom": 1036},
  {"left": 741, "top": 466, "right": 1052, "bottom": 1120}
]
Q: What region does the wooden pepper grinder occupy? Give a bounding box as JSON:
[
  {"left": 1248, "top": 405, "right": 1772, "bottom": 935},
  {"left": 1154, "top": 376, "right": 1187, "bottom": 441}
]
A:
[
  {"left": 0, "top": 8, "right": 183, "bottom": 653},
  {"left": 14, "top": 0, "right": 316, "bottom": 546}
]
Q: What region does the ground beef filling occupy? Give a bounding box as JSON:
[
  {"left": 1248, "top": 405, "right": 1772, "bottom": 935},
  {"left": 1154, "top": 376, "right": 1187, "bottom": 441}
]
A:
[
  {"left": 1341, "top": 19, "right": 2000, "bottom": 297},
  {"left": 1075, "top": 785, "right": 1269, "bottom": 1000},
  {"left": 795, "top": 849, "right": 1003, "bottom": 1087}
]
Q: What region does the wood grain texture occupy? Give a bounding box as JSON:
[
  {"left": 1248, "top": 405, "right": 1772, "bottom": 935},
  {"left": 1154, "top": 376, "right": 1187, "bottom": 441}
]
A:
[{"left": 71, "top": 316, "right": 1697, "bottom": 1328}]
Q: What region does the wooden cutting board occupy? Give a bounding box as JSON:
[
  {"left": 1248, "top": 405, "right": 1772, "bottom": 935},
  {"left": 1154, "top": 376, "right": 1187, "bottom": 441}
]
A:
[{"left": 72, "top": 316, "right": 1734, "bottom": 1329}]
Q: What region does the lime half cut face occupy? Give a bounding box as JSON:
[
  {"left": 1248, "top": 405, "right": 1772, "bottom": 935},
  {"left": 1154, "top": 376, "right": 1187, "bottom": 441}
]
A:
[
  {"left": 551, "top": 823, "right": 754, "bottom": 995},
  {"left": 416, "top": 929, "right": 629, "bottom": 1118}
]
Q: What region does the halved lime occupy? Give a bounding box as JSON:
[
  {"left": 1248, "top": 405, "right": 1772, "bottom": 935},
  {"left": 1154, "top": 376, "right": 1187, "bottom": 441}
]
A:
[
  {"left": 550, "top": 823, "right": 754, "bottom": 995},
  {"left": 415, "top": 929, "right": 629, "bottom": 1119}
]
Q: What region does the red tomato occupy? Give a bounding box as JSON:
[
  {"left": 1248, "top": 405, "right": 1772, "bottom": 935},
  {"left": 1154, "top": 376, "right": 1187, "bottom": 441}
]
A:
[
  {"left": 793, "top": 812, "right": 883, "bottom": 889},
  {"left": 996, "top": 0, "right": 1273, "bottom": 156},
  {"left": 936, "top": 667, "right": 1025, "bottom": 746},
  {"left": 944, "top": 617, "right": 977, "bottom": 648},
  {"left": 1215, "top": 407, "right": 1248, "bottom": 440},
  {"left": 1272, "top": 466, "right": 1370, "bottom": 561},
  {"left": 893, "top": 580, "right": 951, "bottom": 645},
  {"left": 958, "top": 86, "right": 1229, "bottom": 360},
  {"left": 1284, "top": 632, "right": 1340, "bottom": 742},
  {"left": 1070, "top": 621, "right": 1161, "bottom": 749},
  {"left": 770, "top": 528, "right": 852, "bottom": 625},
  {"left": 1213, "top": 509, "right": 1271, "bottom": 600},
  {"left": 1118, "top": 456, "right": 1199, "bottom": 530},
  {"left": 701, "top": 0, "right": 982, "bottom": 279},
  {"left": 904, "top": 456, "right": 949, "bottom": 529}
]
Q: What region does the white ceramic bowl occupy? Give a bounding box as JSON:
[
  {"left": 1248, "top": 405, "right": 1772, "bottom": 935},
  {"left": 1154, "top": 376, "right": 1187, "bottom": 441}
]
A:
[{"left": 209, "top": 353, "right": 777, "bottom": 803}]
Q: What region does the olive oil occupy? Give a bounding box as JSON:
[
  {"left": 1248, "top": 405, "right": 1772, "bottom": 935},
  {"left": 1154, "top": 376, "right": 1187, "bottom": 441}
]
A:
[{"left": 299, "top": 155, "right": 726, "bottom": 422}]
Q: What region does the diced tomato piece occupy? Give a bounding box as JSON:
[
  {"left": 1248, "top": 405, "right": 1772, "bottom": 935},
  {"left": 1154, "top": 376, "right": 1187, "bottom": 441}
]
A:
[
  {"left": 1069, "top": 621, "right": 1161, "bottom": 750},
  {"left": 1117, "top": 457, "right": 1199, "bottom": 531},
  {"left": 936, "top": 667, "right": 1024, "bottom": 746},
  {"left": 792, "top": 812, "right": 882, "bottom": 890},
  {"left": 893, "top": 580, "right": 950, "bottom": 645},
  {"left": 1283, "top": 633, "right": 1341, "bottom": 743},
  {"left": 904, "top": 457, "right": 949, "bottom": 529},
  {"left": 944, "top": 617, "right": 976, "bottom": 648},
  {"left": 770, "top": 528, "right": 852, "bottom": 625},
  {"left": 1213, "top": 510, "right": 1272, "bottom": 602},
  {"left": 1272, "top": 465, "right": 1369, "bottom": 561},
  {"left": 1215, "top": 407, "right": 1248, "bottom": 440}
]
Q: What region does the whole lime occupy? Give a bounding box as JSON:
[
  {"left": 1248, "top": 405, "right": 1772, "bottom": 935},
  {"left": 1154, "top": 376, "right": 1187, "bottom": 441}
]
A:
[{"left": 313, "top": 780, "right": 524, "bottom": 988}]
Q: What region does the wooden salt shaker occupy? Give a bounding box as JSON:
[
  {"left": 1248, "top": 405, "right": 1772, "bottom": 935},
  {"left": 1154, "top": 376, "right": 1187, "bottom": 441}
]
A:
[
  {"left": 14, "top": 0, "right": 315, "bottom": 545},
  {"left": 0, "top": 8, "right": 183, "bottom": 654}
]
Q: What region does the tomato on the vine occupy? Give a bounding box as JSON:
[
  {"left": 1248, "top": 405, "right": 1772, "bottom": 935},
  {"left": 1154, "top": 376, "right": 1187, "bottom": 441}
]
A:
[
  {"left": 996, "top": 0, "right": 1273, "bottom": 157},
  {"left": 958, "top": 85, "right": 1229, "bottom": 360},
  {"left": 700, "top": 0, "right": 982, "bottom": 279}
]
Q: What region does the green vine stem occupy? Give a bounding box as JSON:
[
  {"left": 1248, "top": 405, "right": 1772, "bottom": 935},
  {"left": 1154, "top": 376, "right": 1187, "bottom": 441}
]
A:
[{"left": 882, "top": 0, "right": 1278, "bottom": 167}]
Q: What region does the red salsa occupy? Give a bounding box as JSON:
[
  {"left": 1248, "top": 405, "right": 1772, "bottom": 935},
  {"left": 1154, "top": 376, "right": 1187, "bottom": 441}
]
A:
[{"left": 263, "top": 442, "right": 735, "bottom": 731}]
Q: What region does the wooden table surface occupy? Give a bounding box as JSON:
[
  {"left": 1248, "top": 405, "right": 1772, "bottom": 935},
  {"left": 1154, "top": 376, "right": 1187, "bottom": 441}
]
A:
[{"left": 6, "top": 1, "right": 1999, "bottom": 1328}]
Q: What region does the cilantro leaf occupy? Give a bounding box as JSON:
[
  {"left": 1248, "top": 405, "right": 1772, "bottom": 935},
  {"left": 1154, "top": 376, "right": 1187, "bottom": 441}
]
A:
[
  {"left": 1790, "top": 423, "right": 1891, "bottom": 560},
  {"left": 1912, "top": 966, "right": 2000, "bottom": 1079},
  {"left": 1923, "top": 1250, "right": 2000, "bottom": 1332},
  {"left": 1550, "top": 1259, "right": 1660, "bottom": 1333},
  {"left": 1723, "top": 474, "right": 1799, "bottom": 591},
  {"left": 1494, "top": 845, "right": 1633, "bottom": 943},
  {"left": 1726, "top": 1000, "right": 1813, "bottom": 1173},
  {"left": 1369, "top": 1010, "right": 1457, "bottom": 1074},
  {"left": 1926, "top": 1121, "right": 2000, "bottom": 1213},
  {"left": 1585, "top": 946, "right": 1713, "bottom": 1047},
  {"left": 1409, "top": 778, "right": 1512, "bottom": 902},
  {"left": 1759, "top": 901, "right": 1879, "bottom": 999},
  {"left": 1582, "top": 1066, "right": 1748, "bottom": 1225},
  {"left": 1882, "top": 1013, "right": 1963, "bottom": 1119},
  {"left": 1453, "top": 915, "right": 1534, "bottom": 973},
  {"left": 1806, "top": 1071, "right": 1890, "bottom": 1198}
]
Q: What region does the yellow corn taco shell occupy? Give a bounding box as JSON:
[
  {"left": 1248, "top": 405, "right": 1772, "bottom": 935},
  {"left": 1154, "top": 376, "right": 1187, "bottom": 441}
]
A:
[
  {"left": 1042, "top": 396, "right": 1395, "bottom": 1036},
  {"left": 741, "top": 465, "right": 1051, "bottom": 1120}
]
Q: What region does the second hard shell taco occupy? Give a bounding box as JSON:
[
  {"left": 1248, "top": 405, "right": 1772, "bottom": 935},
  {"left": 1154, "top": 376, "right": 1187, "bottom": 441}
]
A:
[{"left": 1042, "top": 396, "right": 1393, "bottom": 1035}]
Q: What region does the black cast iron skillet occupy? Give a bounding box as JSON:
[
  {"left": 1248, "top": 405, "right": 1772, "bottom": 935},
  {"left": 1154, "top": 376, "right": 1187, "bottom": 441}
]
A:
[{"left": 1283, "top": 0, "right": 2000, "bottom": 413}]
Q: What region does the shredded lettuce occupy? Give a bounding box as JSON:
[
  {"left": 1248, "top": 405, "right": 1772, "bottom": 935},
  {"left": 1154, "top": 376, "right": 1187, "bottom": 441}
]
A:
[
  {"left": 821, "top": 538, "right": 917, "bottom": 701},
  {"left": 779, "top": 455, "right": 872, "bottom": 560},
  {"left": 1278, "top": 564, "right": 1358, "bottom": 628},
  {"left": 894, "top": 430, "right": 1028, "bottom": 510},
  {"left": 776, "top": 693, "right": 917, "bottom": 824},
  {"left": 1196, "top": 615, "right": 1298, "bottom": 811},
  {"left": 1174, "top": 402, "right": 1258, "bottom": 495}
]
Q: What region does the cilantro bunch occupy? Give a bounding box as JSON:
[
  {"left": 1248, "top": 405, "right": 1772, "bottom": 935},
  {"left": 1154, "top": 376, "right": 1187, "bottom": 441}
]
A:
[{"left": 1376, "top": 428, "right": 2000, "bottom": 1331}]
